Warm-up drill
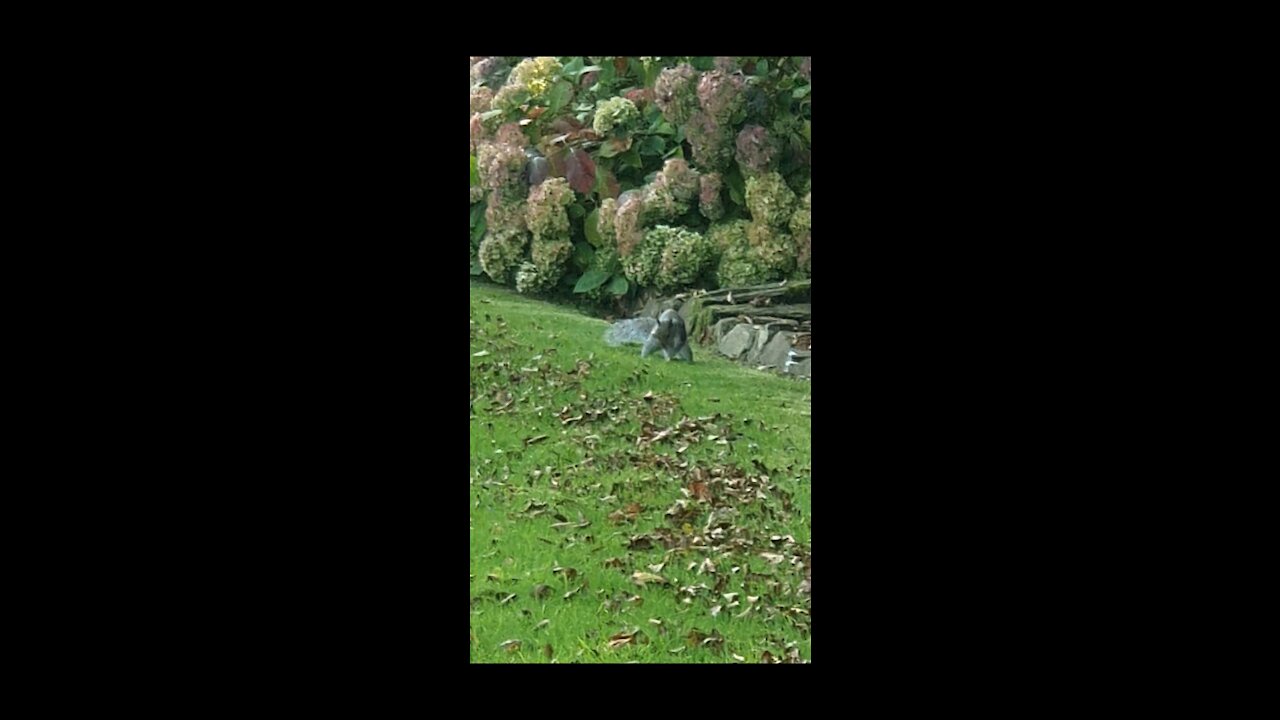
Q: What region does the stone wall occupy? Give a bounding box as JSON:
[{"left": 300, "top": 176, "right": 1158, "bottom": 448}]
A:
[
  {"left": 634, "top": 281, "right": 812, "bottom": 379},
  {"left": 714, "top": 318, "right": 811, "bottom": 378}
]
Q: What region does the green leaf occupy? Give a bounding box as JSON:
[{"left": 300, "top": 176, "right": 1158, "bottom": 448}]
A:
[
  {"left": 470, "top": 258, "right": 484, "bottom": 276},
  {"left": 574, "top": 268, "right": 611, "bottom": 293},
  {"left": 568, "top": 202, "right": 586, "bottom": 220},
  {"left": 599, "top": 60, "right": 615, "bottom": 86},
  {"left": 480, "top": 109, "right": 502, "bottom": 121},
  {"left": 578, "top": 64, "right": 602, "bottom": 76},
  {"left": 572, "top": 241, "right": 595, "bottom": 272},
  {"left": 643, "top": 62, "right": 660, "bottom": 89},
  {"left": 638, "top": 136, "right": 666, "bottom": 156},
  {"left": 800, "top": 120, "right": 811, "bottom": 143},
  {"left": 727, "top": 164, "right": 746, "bottom": 206},
  {"left": 548, "top": 80, "right": 574, "bottom": 114},
  {"left": 470, "top": 201, "right": 485, "bottom": 228},
  {"left": 607, "top": 275, "right": 629, "bottom": 296},
  {"left": 792, "top": 84, "right": 811, "bottom": 99},
  {"left": 621, "top": 147, "right": 643, "bottom": 170},
  {"left": 691, "top": 57, "right": 715, "bottom": 71},
  {"left": 562, "top": 56, "right": 585, "bottom": 76},
  {"left": 756, "top": 59, "right": 769, "bottom": 76},
  {"left": 471, "top": 213, "right": 487, "bottom": 243},
  {"left": 470, "top": 155, "right": 480, "bottom": 187},
  {"left": 584, "top": 208, "right": 602, "bottom": 247}
]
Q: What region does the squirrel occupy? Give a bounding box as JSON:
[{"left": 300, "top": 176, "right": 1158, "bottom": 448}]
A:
[{"left": 604, "top": 308, "right": 693, "bottom": 362}]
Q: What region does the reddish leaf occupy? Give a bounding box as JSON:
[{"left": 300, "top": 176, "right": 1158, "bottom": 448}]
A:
[{"left": 565, "top": 148, "right": 597, "bottom": 194}]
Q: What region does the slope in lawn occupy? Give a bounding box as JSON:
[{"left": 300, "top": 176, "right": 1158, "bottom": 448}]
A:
[{"left": 470, "top": 281, "right": 811, "bottom": 663}]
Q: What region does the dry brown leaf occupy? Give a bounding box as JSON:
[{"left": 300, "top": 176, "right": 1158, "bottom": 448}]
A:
[{"left": 631, "top": 572, "right": 668, "bottom": 588}]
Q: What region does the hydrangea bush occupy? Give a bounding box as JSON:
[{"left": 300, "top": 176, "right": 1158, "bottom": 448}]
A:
[{"left": 469, "top": 56, "right": 812, "bottom": 303}]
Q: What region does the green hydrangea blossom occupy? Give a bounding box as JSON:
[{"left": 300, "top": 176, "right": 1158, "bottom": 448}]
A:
[
  {"left": 508, "top": 56, "right": 562, "bottom": 98},
  {"left": 515, "top": 261, "right": 558, "bottom": 294},
  {"left": 592, "top": 96, "right": 639, "bottom": 137},
  {"left": 745, "top": 171, "right": 797, "bottom": 228},
  {"left": 656, "top": 226, "right": 713, "bottom": 291},
  {"left": 479, "top": 228, "right": 528, "bottom": 283}
]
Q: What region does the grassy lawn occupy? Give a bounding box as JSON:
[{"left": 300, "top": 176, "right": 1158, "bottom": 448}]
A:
[{"left": 470, "top": 280, "right": 811, "bottom": 663}]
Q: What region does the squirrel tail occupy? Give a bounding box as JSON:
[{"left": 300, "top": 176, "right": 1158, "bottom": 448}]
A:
[{"left": 604, "top": 317, "right": 657, "bottom": 346}]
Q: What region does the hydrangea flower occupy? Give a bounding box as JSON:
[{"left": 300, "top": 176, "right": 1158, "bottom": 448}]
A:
[
  {"left": 788, "top": 191, "right": 810, "bottom": 276},
  {"left": 469, "top": 87, "right": 494, "bottom": 115},
  {"left": 592, "top": 96, "right": 639, "bottom": 137},
  {"left": 696, "top": 70, "right": 746, "bottom": 126},
  {"left": 747, "top": 222, "right": 796, "bottom": 277},
  {"left": 470, "top": 57, "right": 510, "bottom": 88},
  {"left": 491, "top": 83, "right": 530, "bottom": 114},
  {"left": 515, "top": 261, "right": 558, "bottom": 294},
  {"left": 745, "top": 171, "right": 797, "bottom": 228},
  {"left": 654, "top": 64, "right": 699, "bottom": 125},
  {"left": 789, "top": 191, "right": 811, "bottom": 237},
  {"left": 685, "top": 111, "right": 735, "bottom": 172},
  {"left": 508, "top": 56, "right": 562, "bottom": 98},
  {"left": 656, "top": 226, "right": 713, "bottom": 291},
  {"left": 699, "top": 173, "right": 725, "bottom": 221},
  {"left": 525, "top": 178, "right": 573, "bottom": 241},
  {"left": 494, "top": 123, "right": 525, "bottom": 148},
  {"left": 707, "top": 219, "right": 750, "bottom": 253},
  {"left": 714, "top": 56, "right": 741, "bottom": 73},
  {"left": 620, "top": 226, "right": 665, "bottom": 288},
  {"left": 615, "top": 192, "right": 645, "bottom": 256},
  {"left": 735, "top": 125, "right": 780, "bottom": 177},
  {"left": 476, "top": 140, "right": 527, "bottom": 194},
  {"left": 479, "top": 228, "right": 528, "bottom": 283},
  {"left": 469, "top": 113, "right": 489, "bottom": 153},
  {"left": 716, "top": 231, "right": 767, "bottom": 287},
  {"left": 642, "top": 158, "right": 700, "bottom": 223},
  {"left": 711, "top": 219, "right": 794, "bottom": 286},
  {"left": 595, "top": 198, "right": 618, "bottom": 249},
  {"left": 521, "top": 178, "right": 575, "bottom": 291},
  {"left": 484, "top": 190, "right": 527, "bottom": 234}
]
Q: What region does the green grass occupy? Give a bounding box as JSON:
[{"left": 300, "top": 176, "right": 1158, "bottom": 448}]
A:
[{"left": 470, "top": 280, "right": 811, "bottom": 663}]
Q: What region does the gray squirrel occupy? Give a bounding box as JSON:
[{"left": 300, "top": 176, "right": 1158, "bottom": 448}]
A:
[{"left": 604, "top": 309, "right": 693, "bottom": 362}]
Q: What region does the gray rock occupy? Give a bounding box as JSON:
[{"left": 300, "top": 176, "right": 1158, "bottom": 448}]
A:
[
  {"left": 786, "top": 357, "right": 811, "bottom": 378},
  {"left": 718, "top": 324, "right": 756, "bottom": 360},
  {"left": 758, "top": 331, "right": 796, "bottom": 369},
  {"left": 636, "top": 297, "right": 662, "bottom": 320},
  {"left": 714, "top": 318, "right": 741, "bottom": 343},
  {"left": 677, "top": 300, "right": 696, "bottom": 327}
]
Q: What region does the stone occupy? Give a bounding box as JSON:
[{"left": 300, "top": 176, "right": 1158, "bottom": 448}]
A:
[
  {"left": 758, "top": 331, "right": 796, "bottom": 369},
  {"left": 718, "top": 324, "right": 756, "bottom": 360},
  {"left": 714, "top": 318, "right": 741, "bottom": 343},
  {"left": 786, "top": 357, "right": 811, "bottom": 378}
]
